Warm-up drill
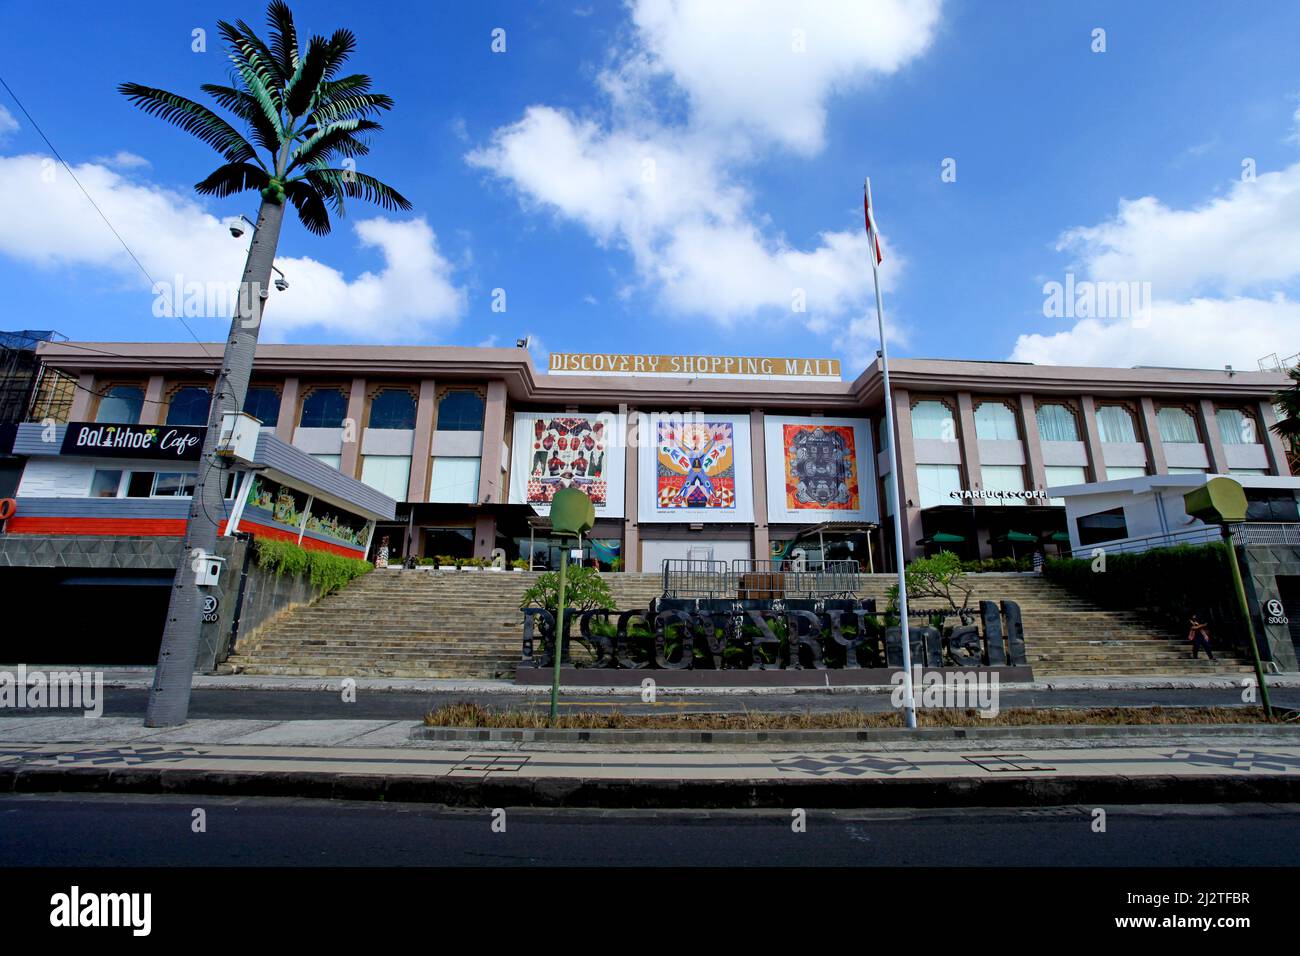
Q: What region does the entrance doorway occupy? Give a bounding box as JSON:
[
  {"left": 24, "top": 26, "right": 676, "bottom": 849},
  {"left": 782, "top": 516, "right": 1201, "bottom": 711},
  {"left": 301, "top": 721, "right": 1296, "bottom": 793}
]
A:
[{"left": 1277, "top": 576, "right": 1300, "bottom": 658}]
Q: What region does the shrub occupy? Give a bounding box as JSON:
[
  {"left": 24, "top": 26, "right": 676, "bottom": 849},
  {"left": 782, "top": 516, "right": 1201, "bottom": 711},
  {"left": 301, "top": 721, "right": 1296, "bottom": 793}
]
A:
[
  {"left": 1043, "top": 542, "right": 1243, "bottom": 643},
  {"left": 519, "top": 564, "right": 614, "bottom": 612},
  {"left": 253, "top": 536, "right": 372, "bottom": 596},
  {"left": 511, "top": 558, "right": 529, "bottom": 570},
  {"left": 887, "top": 550, "right": 974, "bottom": 617},
  {"left": 959, "top": 556, "right": 1032, "bottom": 573}
]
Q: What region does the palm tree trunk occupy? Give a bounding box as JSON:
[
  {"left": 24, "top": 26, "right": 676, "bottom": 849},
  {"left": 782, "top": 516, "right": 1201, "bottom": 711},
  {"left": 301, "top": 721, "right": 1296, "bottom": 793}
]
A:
[{"left": 144, "top": 196, "right": 286, "bottom": 727}]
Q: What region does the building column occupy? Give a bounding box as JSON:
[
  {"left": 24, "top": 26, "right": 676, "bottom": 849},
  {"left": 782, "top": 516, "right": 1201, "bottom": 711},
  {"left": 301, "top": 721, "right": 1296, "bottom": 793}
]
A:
[
  {"left": 69, "top": 373, "right": 95, "bottom": 420},
  {"left": 1079, "top": 395, "right": 1106, "bottom": 482},
  {"left": 472, "top": 512, "right": 496, "bottom": 560},
  {"left": 1138, "top": 396, "right": 1168, "bottom": 475},
  {"left": 476, "top": 380, "right": 508, "bottom": 504},
  {"left": 276, "top": 376, "right": 299, "bottom": 443},
  {"left": 955, "top": 391, "right": 981, "bottom": 491},
  {"left": 1018, "top": 393, "right": 1047, "bottom": 495},
  {"left": 139, "top": 375, "right": 166, "bottom": 425},
  {"left": 622, "top": 408, "right": 639, "bottom": 572},
  {"left": 750, "top": 409, "right": 769, "bottom": 563},
  {"left": 1258, "top": 399, "right": 1292, "bottom": 476},
  {"left": 340, "top": 377, "right": 366, "bottom": 479},
  {"left": 891, "top": 388, "right": 923, "bottom": 563},
  {"left": 1197, "top": 398, "right": 1228, "bottom": 474},
  {"left": 407, "top": 378, "right": 437, "bottom": 501}
]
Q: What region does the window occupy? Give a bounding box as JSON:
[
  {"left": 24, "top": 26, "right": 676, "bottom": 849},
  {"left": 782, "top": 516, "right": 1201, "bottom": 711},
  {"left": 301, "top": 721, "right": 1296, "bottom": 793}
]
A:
[
  {"left": 916, "top": 463, "right": 961, "bottom": 509},
  {"left": 1168, "top": 467, "right": 1207, "bottom": 475},
  {"left": 152, "top": 472, "right": 196, "bottom": 497},
  {"left": 974, "top": 402, "right": 1019, "bottom": 441},
  {"left": 89, "top": 470, "right": 122, "bottom": 498},
  {"left": 1076, "top": 507, "right": 1129, "bottom": 546},
  {"left": 243, "top": 387, "right": 281, "bottom": 426},
  {"left": 1245, "top": 489, "right": 1300, "bottom": 522},
  {"left": 125, "top": 472, "right": 153, "bottom": 498},
  {"left": 95, "top": 385, "right": 144, "bottom": 424},
  {"left": 1106, "top": 466, "right": 1147, "bottom": 481},
  {"left": 1156, "top": 406, "right": 1198, "bottom": 443},
  {"left": 311, "top": 454, "right": 342, "bottom": 470},
  {"left": 436, "top": 391, "right": 485, "bottom": 432},
  {"left": 300, "top": 388, "right": 348, "bottom": 428},
  {"left": 911, "top": 401, "right": 955, "bottom": 441},
  {"left": 368, "top": 389, "right": 416, "bottom": 430},
  {"left": 1229, "top": 468, "right": 1267, "bottom": 476},
  {"left": 980, "top": 465, "right": 1027, "bottom": 505},
  {"left": 361, "top": 455, "right": 412, "bottom": 500},
  {"left": 429, "top": 456, "right": 480, "bottom": 503},
  {"left": 1217, "top": 408, "right": 1258, "bottom": 445},
  {"left": 1044, "top": 465, "right": 1087, "bottom": 506},
  {"left": 1097, "top": 405, "right": 1138, "bottom": 443},
  {"left": 165, "top": 387, "right": 211, "bottom": 426},
  {"left": 1036, "top": 403, "right": 1080, "bottom": 442}
]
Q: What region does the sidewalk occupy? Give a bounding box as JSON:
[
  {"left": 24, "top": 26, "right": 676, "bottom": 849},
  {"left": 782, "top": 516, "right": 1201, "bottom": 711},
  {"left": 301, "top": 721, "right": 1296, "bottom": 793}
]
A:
[
  {"left": 12, "top": 666, "right": 1300, "bottom": 696},
  {"left": 2, "top": 715, "right": 1298, "bottom": 808}
]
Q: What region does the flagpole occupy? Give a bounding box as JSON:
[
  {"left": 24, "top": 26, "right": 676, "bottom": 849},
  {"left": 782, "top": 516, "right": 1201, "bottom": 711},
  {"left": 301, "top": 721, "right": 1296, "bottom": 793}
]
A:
[{"left": 865, "top": 176, "right": 917, "bottom": 729}]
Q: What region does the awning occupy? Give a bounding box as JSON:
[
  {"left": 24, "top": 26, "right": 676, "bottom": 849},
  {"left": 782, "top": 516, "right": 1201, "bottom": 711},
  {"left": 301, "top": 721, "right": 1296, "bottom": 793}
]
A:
[
  {"left": 1001, "top": 530, "right": 1038, "bottom": 543},
  {"left": 929, "top": 532, "right": 966, "bottom": 543}
]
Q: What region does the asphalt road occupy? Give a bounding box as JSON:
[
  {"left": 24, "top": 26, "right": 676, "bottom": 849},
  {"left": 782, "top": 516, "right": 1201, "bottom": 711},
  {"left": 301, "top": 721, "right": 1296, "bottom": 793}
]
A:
[
  {"left": 2, "top": 686, "right": 1297, "bottom": 720},
  {"left": 2, "top": 794, "right": 1297, "bottom": 866}
]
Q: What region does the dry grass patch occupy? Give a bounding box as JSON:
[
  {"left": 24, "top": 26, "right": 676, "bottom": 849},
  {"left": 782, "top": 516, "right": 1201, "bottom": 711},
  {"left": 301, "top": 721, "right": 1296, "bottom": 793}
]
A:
[{"left": 424, "top": 702, "right": 1271, "bottom": 730}]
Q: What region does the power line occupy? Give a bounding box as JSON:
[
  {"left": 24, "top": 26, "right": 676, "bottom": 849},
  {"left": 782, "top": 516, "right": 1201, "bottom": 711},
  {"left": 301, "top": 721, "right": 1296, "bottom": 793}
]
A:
[{"left": 0, "top": 74, "right": 218, "bottom": 362}]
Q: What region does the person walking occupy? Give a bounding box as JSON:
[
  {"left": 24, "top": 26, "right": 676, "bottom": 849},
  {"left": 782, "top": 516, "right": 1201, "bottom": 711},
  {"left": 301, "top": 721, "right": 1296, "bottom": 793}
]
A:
[{"left": 1188, "top": 612, "right": 1217, "bottom": 661}]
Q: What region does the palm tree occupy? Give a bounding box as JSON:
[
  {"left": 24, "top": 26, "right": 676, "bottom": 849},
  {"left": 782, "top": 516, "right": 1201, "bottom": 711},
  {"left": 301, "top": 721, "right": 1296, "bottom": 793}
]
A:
[
  {"left": 1271, "top": 364, "right": 1300, "bottom": 474},
  {"left": 121, "top": 1, "right": 410, "bottom": 726}
]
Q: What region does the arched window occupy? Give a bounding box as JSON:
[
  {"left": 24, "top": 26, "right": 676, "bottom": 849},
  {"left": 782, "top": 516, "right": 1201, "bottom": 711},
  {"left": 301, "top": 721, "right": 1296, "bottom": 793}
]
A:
[
  {"left": 166, "top": 386, "right": 211, "bottom": 426},
  {"left": 1217, "top": 408, "right": 1258, "bottom": 445},
  {"left": 300, "top": 388, "right": 348, "bottom": 428},
  {"left": 437, "top": 390, "right": 485, "bottom": 432},
  {"left": 368, "top": 388, "right": 416, "bottom": 430},
  {"left": 1156, "top": 406, "right": 1198, "bottom": 443},
  {"left": 910, "top": 400, "right": 955, "bottom": 441},
  {"left": 1097, "top": 404, "right": 1138, "bottom": 443},
  {"left": 1036, "top": 403, "right": 1079, "bottom": 442},
  {"left": 95, "top": 385, "right": 144, "bottom": 424},
  {"left": 974, "top": 401, "right": 1019, "bottom": 441},
  {"left": 243, "top": 387, "right": 281, "bottom": 426}
]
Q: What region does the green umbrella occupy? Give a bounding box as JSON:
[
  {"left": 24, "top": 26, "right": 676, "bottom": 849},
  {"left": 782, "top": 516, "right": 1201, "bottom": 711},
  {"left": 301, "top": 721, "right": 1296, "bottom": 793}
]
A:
[
  {"left": 930, "top": 532, "right": 965, "bottom": 542},
  {"left": 1002, "top": 530, "right": 1038, "bottom": 543}
]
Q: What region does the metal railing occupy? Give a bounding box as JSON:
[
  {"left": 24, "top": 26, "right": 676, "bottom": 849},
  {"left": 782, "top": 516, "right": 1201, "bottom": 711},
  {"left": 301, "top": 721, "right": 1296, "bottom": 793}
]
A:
[
  {"left": 1229, "top": 522, "right": 1300, "bottom": 546},
  {"left": 659, "top": 558, "right": 862, "bottom": 600},
  {"left": 1067, "top": 525, "right": 1221, "bottom": 558},
  {"left": 660, "top": 559, "right": 732, "bottom": 600}
]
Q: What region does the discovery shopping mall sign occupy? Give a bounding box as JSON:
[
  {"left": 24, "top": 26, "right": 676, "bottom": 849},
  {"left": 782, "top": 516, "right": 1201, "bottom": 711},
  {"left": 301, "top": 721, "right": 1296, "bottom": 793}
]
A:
[
  {"left": 60, "top": 422, "right": 204, "bottom": 461},
  {"left": 548, "top": 352, "right": 842, "bottom": 381}
]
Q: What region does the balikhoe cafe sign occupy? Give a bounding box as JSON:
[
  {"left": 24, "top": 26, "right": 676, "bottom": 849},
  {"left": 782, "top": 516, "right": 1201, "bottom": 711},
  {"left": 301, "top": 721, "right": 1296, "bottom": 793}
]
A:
[{"left": 60, "top": 422, "right": 205, "bottom": 461}]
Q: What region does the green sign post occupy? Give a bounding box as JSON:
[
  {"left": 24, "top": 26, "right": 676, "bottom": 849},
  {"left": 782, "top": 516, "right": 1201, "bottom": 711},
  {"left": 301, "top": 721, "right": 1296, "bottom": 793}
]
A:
[
  {"left": 1184, "top": 477, "right": 1273, "bottom": 719},
  {"left": 547, "top": 488, "right": 596, "bottom": 722}
]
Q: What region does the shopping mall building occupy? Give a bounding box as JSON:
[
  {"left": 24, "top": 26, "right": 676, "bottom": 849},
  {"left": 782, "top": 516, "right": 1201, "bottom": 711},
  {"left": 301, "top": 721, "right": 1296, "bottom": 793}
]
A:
[{"left": 1, "top": 340, "right": 1293, "bottom": 574}]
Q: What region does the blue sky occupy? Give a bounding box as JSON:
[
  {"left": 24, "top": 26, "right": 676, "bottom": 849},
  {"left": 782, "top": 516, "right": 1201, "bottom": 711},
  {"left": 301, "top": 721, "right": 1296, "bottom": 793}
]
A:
[{"left": 1, "top": 0, "right": 1299, "bottom": 374}]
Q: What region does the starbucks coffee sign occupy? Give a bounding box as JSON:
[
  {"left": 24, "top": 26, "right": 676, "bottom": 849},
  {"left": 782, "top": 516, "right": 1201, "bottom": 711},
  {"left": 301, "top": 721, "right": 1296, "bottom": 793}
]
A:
[{"left": 61, "top": 422, "right": 205, "bottom": 461}]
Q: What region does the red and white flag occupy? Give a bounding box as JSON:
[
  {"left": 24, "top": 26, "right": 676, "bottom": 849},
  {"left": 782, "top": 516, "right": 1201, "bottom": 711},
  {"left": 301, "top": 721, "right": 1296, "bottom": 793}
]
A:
[{"left": 863, "top": 189, "right": 883, "bottom": 265}]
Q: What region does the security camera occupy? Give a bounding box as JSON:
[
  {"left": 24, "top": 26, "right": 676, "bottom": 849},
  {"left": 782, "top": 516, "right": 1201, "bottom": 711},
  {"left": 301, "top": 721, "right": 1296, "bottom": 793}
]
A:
[
  {"left": 229, "top": 222, "right": 245, "bottom": 239},
  {"left": 274, "top": 277, "right": 289, "bottom": 292}
]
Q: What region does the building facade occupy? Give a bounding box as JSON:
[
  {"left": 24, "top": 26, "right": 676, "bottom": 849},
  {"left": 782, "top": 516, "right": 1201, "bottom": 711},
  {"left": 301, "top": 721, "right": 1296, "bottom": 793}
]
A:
[{"left": 2, "top": 342, "right": 1291, "bottom": 573}]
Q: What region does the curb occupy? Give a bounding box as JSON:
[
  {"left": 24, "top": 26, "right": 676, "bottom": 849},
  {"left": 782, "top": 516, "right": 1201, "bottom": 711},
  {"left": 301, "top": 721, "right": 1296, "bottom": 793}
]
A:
[
  {"left": 1, "top": 764, "right": 1297, "bottom": 809},
  {"left": 412, "top": 722, "right": 1300, "bottom": 745}
]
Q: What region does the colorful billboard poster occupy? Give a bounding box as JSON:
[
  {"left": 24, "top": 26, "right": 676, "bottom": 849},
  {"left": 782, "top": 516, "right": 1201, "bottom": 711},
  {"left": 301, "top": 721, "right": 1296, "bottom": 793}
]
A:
[
  {"left": 508, "top": 411, "right": 625, "bottom": 518},
  {"left": 638, "top": 413, "right": 753, "bottom": 524},
  {"left": 243, "top": 475, "right": 308, "bottom": 534},
  {"left": 763, "top": 415, "right": 877, "bottom": 524}
]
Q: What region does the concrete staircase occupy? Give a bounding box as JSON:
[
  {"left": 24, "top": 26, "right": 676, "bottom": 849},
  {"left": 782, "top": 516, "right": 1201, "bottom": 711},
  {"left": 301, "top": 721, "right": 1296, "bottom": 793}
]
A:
[{"left": 220, "top": 570, "right": 1252, "bottom": 679}]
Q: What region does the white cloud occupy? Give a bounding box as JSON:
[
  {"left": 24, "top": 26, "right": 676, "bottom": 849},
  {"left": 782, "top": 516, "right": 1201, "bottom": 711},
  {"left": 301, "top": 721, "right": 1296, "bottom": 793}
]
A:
[
  {"left": 93, "top": 150, "right": 151, "bottom": 169},
  {"left": 1013, "top": 154, "right": 1300, "bottom": 368},
  {"left": 468, "top": 0, "right": 934, "bottom": 353},
  {"left": 0, "top": 104, "right": 17, "bottom": 140},
  {"left": 630, "top": 0, "right": 942, "bottom": 153},
  {"left": 0, "top": 152, "right": 465, "bottom": 341}
]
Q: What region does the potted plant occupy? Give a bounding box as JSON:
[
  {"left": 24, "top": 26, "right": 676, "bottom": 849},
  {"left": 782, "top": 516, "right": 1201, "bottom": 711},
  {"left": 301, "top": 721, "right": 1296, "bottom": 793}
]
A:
[{"left": 510, "top": 558, "right": 529, "bottom": 572}]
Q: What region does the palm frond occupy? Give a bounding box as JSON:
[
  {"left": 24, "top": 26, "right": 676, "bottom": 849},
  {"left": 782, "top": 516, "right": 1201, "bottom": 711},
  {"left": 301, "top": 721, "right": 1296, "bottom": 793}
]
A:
[
  {"left": 288, "top": 118, "right": 380, "bottom": 172},
  {"left": 225, "top": 54, "right": 285, "bottom": 146},
  {"left": 118, "top": 83, "right": 260, "bottom": 164},
  {"left": 217, "top": 21, "right": 283, "bottom": 107},
  {"left": 307, "top": 167, "right": 412, "bottom": 212},
  {"left": 283, "top": 178, "right": 332, "bottom": 236},
  {"left": 284, "top": 35, "right": 331, "bottom": 119},
  {"left": 200, "top": 83, "right": 281, "bottom": 154},
  {"left": 194, "top": 162, "right": 271, "bottom": 198},
  {"left": 266, "top": 0, "right": 300, "bottom": 80},
  {"left": 321, "top": 29, "right": 358, "bottom": 81},
  {"left": 312, "top": 86, "right": 393, "bottom": 124}
]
